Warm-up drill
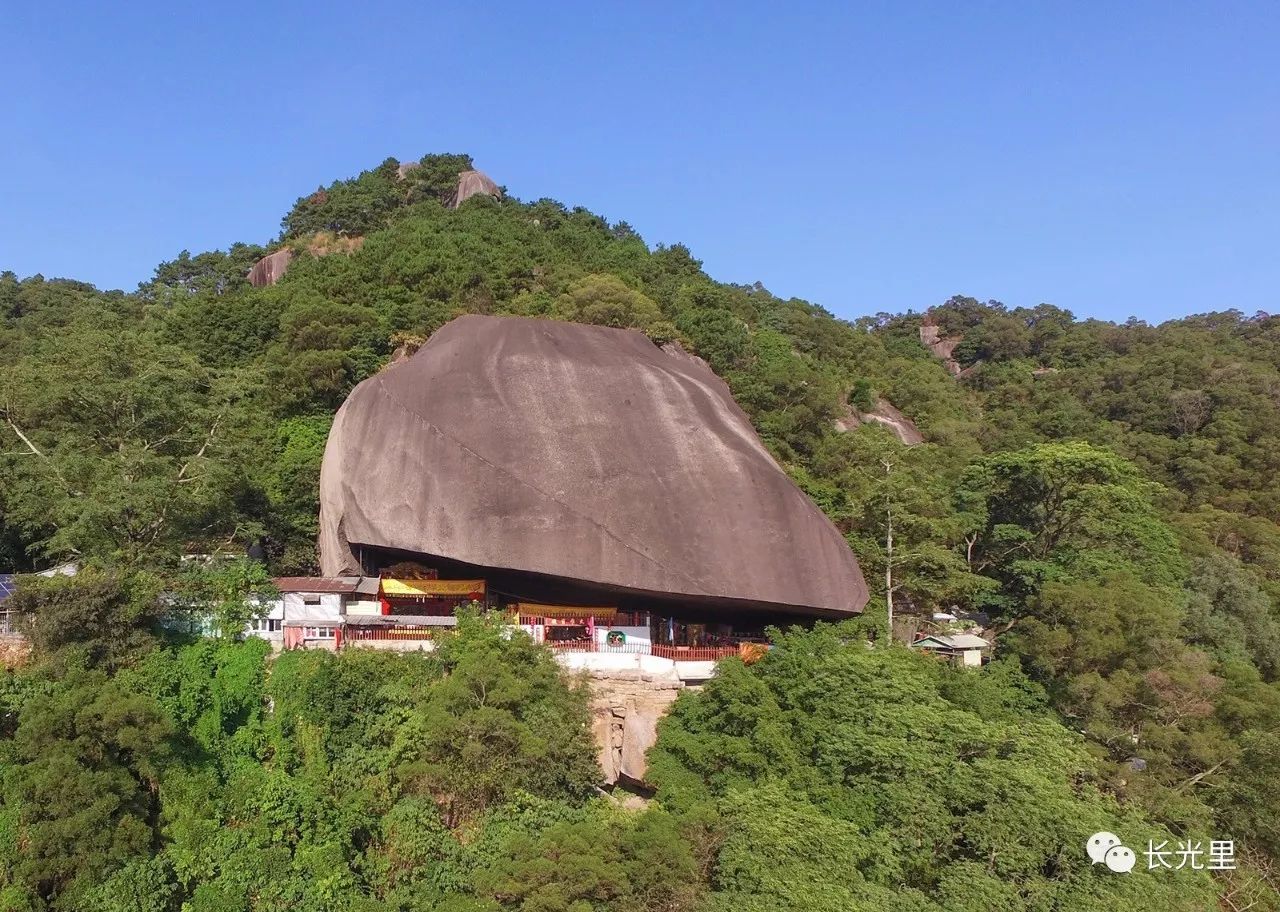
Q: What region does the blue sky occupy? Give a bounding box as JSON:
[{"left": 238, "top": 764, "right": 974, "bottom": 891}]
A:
[{"left": 2, "top": 1, "right": 1276, "bottom": 323}]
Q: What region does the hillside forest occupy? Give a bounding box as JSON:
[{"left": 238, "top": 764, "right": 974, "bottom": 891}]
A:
[{"left": 1, "top": 155, "right": 1278, "bottom": 911}]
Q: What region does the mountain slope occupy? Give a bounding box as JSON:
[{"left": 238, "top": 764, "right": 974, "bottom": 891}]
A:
[{"left": 2, "top": 156, "right": 1280, "bottom": 900}]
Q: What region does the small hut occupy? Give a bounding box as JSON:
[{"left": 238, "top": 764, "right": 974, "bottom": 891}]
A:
[{"left": 912, "top": 633, "right": 991, "bottom": 668}]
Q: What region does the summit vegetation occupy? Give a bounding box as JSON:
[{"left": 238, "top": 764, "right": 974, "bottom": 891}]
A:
[{"left": 1, "top": 154, "right": 1278, "bottom": 910}]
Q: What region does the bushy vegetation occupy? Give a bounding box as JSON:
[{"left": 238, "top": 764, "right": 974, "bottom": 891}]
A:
[
  {"left": 650, "top": 627, "right": 1220, "bottom": 911},
  {"left": 0, "top": 585, "right": 1237, "bottom": 911},
  {"left": 0, "top": 601, "right": 670, "bottom": 911},
  {"left": 3, "top": 155, "right": 1280, "bottom": 907}
]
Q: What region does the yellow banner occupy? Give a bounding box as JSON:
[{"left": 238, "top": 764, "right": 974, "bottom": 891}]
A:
[
  {"left": 382, "top": 578, "right": 486, "bottom": 597},
  {"left": 515, "top": 603, "right": 616, "bottom": 619}
]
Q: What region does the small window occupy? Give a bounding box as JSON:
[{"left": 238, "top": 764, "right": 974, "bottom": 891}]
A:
[
  {"left": 303, "top": 626, "right": 335, "bottom": 639},
  {"left": 302, "top": 595, "right": 322, "bottom": 606}
]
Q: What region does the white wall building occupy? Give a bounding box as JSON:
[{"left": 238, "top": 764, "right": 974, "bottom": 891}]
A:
[
  {"left": 911, "top": 633, "right": 991, "bottom": 668},
  {"left": 275, "top": 577, "right": 359, "bottom": 650}
]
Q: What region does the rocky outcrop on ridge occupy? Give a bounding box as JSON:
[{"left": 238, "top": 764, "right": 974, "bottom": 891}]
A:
[
  {"left": 246, "top": 248, "right": 294, "bottom": 287},
  {"left": 919, "top": 316, "right": 965, "bottom": 377},
  {"left": 835, "top": 397, "right": 924, "bottom": 446},
  {"left": 449, "top": 170, "right": 502, "bottom": 208}
]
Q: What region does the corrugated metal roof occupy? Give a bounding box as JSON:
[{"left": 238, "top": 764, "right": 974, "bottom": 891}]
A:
[
  {"left": 273, "top": 577, "right": 359, "bottom": 594},
  {"left": 914, "top": 633, "right": 991, "bottom": 650},
  {"left": 345, "top": 614, "right": 458, "bottom": 627},
  {"left": 944, "top": 634, "right": 993, "bottom": 649}
]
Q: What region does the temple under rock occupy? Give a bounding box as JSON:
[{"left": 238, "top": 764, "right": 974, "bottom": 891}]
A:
[{"left": 315, "top": 314, "right": 867, "bottom": 657}]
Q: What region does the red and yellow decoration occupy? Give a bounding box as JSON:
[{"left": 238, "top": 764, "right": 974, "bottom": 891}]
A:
[
  {"left": 513, "top": 603, "right": 615, "bottom": 621},
  {"left": 381, "top": 579, "right": 486, "bottom": 598}
]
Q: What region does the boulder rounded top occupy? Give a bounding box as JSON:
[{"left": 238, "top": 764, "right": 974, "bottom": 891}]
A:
[
  {"left": 247, "top": 248, "right": 293, "bottom": 287},
  {"left": 319, "top": 315, "right": 868, "bottom": 616},
  {"left": 450, "top": 170, "right": 501, "bottom": 208}
]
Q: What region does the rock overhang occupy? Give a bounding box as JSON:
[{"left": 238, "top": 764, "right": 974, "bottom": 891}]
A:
[{"left": 319, "top": 314, "right": 868, "bottom": 617}]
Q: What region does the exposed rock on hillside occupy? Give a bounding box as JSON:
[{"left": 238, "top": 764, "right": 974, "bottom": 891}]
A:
[
  {"left": 247, "top": 248, "right": 294, "bottom": 287},
  {"left": 659, "top": 340, "right": 713, "bottom": 372},
  {"left": 246, "top": 235, "right": 364, "bottom": 287},
  {"left": 589, "top": 676, "right": 683, "bottom": 786},
  {"left": 919, "top": 316, "right": 964, "bottom": 376},
  {"left": 319, "top": 315, "right": 868, "bottom": 616},
  {"left": 449, "top": 170, "right": 501, "bottom": 208},
  {"left": 835, "top": 397, "right": 924, "bottom": 445}
]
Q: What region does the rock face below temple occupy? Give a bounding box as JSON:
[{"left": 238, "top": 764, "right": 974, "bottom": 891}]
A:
[
  {"left": 589, "top": 676, "right": 683, "bottom": 787},
  {"left": 319, "top": 314, "right": 868, "bottom": 616}
]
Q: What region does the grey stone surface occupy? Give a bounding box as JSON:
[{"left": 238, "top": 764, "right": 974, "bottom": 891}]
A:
[
  {"left": 837, "top": 397, "right": 924, "bottom": 446},
  {"left": 919, "top": 317, "right": 964, "bottom": 376},
  {"left": 319, "top": 314, "right": 868, "bottom": 616},
  {"left": 594, "top": 713, "right": 617, "bottom": 783},
  {"left": 618, "top": 708, "right": 659, "bottom": 783},
  {"left": 589, "top": 677, "right": 683, "bottom": 786}
]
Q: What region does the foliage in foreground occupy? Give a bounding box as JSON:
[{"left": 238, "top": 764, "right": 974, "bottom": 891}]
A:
[
  {"left": 650, "top": 625, "right": 1220, "bottom": 912},
  {"left": 0, "top": 588, "right": 1242, "bottom": 912}
]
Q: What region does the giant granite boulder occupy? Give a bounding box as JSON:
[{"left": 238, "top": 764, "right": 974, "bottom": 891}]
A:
[
  {"left": 319, "top": 315, "right": 868, "bottom": 616},
  {"left": 449, "top": 170, "right": 501, "bottom": 208},
  {"left": 247, "top": 248, "right": 294, "bottom": 287}
]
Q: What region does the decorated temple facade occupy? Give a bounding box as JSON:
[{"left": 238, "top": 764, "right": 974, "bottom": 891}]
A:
[
  {"left": 262, "top": 556, "right": 779, "bottom": 677},
  {"left": 348, "top": 548, "right": 795, "bottom": 655}
]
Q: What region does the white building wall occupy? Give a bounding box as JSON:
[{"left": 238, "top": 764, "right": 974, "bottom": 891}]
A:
[
  {"left": 282, "top": 591, "right": 344, "bottom": 623},
  {"left": 553, "top": 652, "right": 720, "bottom": 684},
  {"left": 594, "top": 625, "right": 651, "bottom": 649},
  {"left": 673, "top": 660, "right": 717, "bottom": 682},
  {"left": 556, "top": 651, "right": 675, "bottom": 678},
  {"left": 349, "top": 639, "right": 438, "bottom": 653},
  {"left": 345, "top": 598, "right": 382, "bottom": 617},
  {"left": 279, "top": 592, "right": 345, "bottom": 650},
  {"left": 244, "top": 597, "right": 285, "bottom": 644}
]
